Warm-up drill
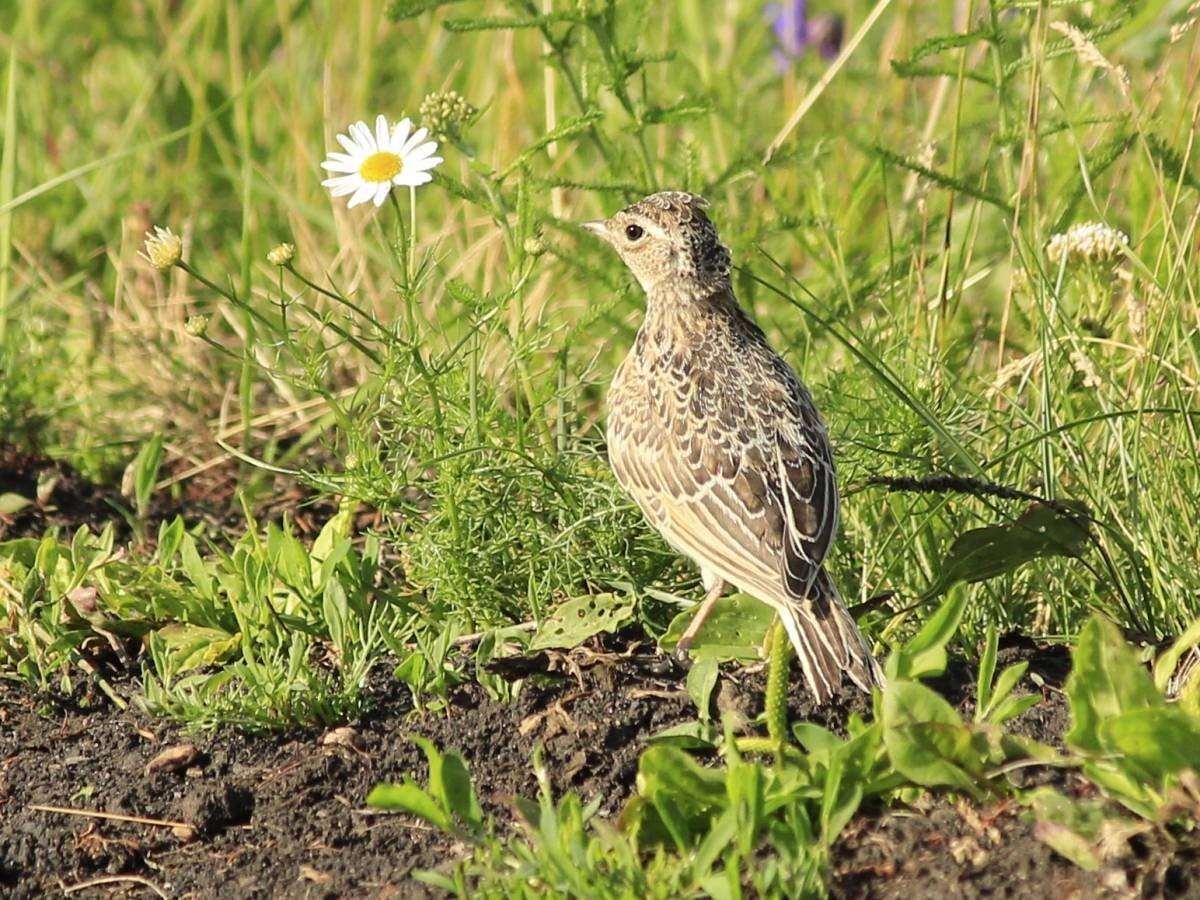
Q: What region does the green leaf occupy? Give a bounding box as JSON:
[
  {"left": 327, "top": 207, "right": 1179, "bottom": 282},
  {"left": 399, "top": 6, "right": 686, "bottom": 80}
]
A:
[
  {"left": 980, "top": 662, "right": 1031, "bottom": 724},
  {"left": 529, "top": 592, "right": 635, "bottom": 650},
  {"left": 438, "top": 750, "right": 483, "bottom": 829},
  {"left": 882, "top": 680, "right": 983, "bottom": 798},
  {"left": 660, "top": 593, "right": 775, "bottom": 661},
  {"left": 1065, "top": 616, "right": 1160, "bottom": 755},
  {"left": 647, "top": 720, "right": 717, "bottom": 751},
  {"left": 977, "top": 624, "right": 999, "bottom": 713},
  {"left": 636, "top": 745, "right": 727, "bottom": 851},
  {"left": 887, "top": 587, "right": 966, "bottom": 681},
  {"left": 0, "top": 492, "right": 32, "bottom": 514},
  {"left": 152, "top": 623, "right": 241, "bottom": 672},
  {"left": 792, "top": 722, "right": 843, "bottom": 756},
  {"left": 322, "top": 579, "right": 349, "bottom": 652},
  {"left": 407, "top": 735, "right": 481, "bottom": 830},
  {"left": 924, "top": 501, "right": 1091, "bottom": 600},
  {"left": 365, "top": 782, "right": 452, "bottom": 832},
  {"left": 686, "top": 657, "right": 718, "bottom": 720},
  {"left": 311, "top": 503, "right": 355, "bottom": 587},
  {"left": 1100, "top": 706, "right": 1200, "bottom": 784},
  {"left": 126, "top": 433, "right": 164, "bottom": 519}
]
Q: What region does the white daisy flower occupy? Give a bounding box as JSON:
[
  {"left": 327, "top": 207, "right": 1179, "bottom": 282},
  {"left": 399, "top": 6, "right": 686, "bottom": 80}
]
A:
[{"left": 321, "top": 114, "right": 443, "bottom": 209}]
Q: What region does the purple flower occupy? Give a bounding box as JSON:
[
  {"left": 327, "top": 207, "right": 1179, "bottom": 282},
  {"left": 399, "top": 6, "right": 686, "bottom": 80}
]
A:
[{"left": 766, "top": 1, "right": 844, "bottom": 71}]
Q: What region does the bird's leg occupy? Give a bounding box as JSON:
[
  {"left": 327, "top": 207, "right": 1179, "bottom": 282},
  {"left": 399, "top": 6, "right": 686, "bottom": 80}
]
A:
[{"left": 676, "top": 574, "right": 727, "bottom": 655}]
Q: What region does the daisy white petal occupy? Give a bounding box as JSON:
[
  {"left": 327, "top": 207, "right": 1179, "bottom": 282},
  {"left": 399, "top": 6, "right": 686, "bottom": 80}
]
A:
[
  {"left": 405, "top": 155, "right": 443, "bottom": 174},
  {"left": 395, "top": 170, "right": 433, "bottom": 187},
  {"left": 321, "top": 158, "right": 360, "bottom": 173},
  {"left": 375, "top": 114, "right": 390, "bottom": 149},
  {"left": 350, "top": 121, "right": 376, "bottom": 152},
  {"left": 406, "top": 141, "right": 440, "bottom": 162},
  {"left": 324, "top": 178, "right": 359, "bottom": 198},
  {"left": 336, "top": 133, "right": 359, "bottom": 155},
  {"left": 372, "top": 183, "right": 391, "bottom": 207},
  {"left": 390, "top": 118, "right": 413, "bottom": 152},
  {"left": 401, "top": 127, "right": 430, "bottom": 155},
  {"left": 347, "top": 183, "right": 376, "bottom": 207}
]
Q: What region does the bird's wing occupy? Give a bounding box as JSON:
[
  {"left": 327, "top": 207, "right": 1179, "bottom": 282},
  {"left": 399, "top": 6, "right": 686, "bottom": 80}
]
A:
[{"left": 608, "top": 360, "right": 838, "bottom": 604}]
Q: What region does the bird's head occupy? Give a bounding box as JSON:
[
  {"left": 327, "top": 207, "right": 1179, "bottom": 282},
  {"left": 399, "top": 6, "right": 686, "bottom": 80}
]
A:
[{"left": 582, "top": 191, "right": 731, "bottom": 294}]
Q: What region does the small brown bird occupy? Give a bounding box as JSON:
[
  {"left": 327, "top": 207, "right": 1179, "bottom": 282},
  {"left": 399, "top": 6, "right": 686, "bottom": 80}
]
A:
[{"left": 584, "top": 191, "right": 881, "bottom": 702}]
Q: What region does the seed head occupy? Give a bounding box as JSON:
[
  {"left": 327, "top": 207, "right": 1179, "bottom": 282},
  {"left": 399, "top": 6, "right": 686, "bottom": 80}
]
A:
[
  {"left": 141, "top": 226, "right": 183, "bottom": 271},
  {"left": 267, "top": 242, "right": 295, "bottom": 266},
  {"left": 523, "top": 234, "right": 547, "bottom": 258},
  {"left": 419, "top": 90, "right": 476, "bottom": 138},
  {"left": 1046, "top": 221, "right": 1128, "bottom": 268},
  {"left": 184, "top": 314, "right": 211, "bottom": 337}
]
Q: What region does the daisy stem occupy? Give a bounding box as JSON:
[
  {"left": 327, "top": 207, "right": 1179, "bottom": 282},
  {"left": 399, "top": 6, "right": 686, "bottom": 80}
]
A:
[{"left": 409, "top": 184, "right": 417, "bottom": 282}]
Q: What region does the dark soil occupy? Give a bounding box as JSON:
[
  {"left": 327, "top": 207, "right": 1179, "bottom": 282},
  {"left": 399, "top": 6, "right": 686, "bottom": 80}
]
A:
[{"left": 3, "top": 445, "right": 1200, "bottom": 898}]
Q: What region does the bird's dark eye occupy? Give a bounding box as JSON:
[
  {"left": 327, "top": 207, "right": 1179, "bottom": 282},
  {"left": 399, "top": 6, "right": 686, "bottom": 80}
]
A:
[{"left": 624, "top": 223, "right": 645, "bottom": 242}]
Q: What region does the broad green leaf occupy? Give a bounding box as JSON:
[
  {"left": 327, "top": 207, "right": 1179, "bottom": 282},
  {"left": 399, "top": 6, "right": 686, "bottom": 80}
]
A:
[
  {"left": 1033, "top": 820, "right": 1102, "bottom": 871},
  {"left": 886, "top": 587, "right": 966, "bottom": 681},
  {"left": 311, "top": 503, "right": 356, "bottom": 586},
  {"left": 438, "top": 750, "right": 483, "bottom": 829},
  {"left": 792, "top": 722, "right": 843, "bottom": 756},
  {"left": 924, "top": 501, "right": 1091, "bottom": 599},
  {"left": 882, "top": 680, "right": 982, "bottom": 797},
  {"left": 365, "top": 782, "right": 452, "bottom": 832},
  {"left": 1065, "top": 616, "right": 1160, "bottom": 755},
  {"left": 1100, "top": 706, "right": 1200, "bottom": 783},
  {"left": 322, "top": 579, "right": 349, "bottom": 652},
  {"left": 660, "top": 593, "right": 775, "bottom": 661},
  {"left": 636, "top": 745, "right": 727, "bottom": 850},
  {"left": 407, "top": 735, "right": 480, "bottom": 830},
  {"left": 529, "top": 592, "right": 635, "bottom": 650}
]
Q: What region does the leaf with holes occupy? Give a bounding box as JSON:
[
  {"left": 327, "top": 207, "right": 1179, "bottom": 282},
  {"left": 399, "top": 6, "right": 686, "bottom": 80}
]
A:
[
  {"left": 528, "top": 592, "right": 635, "bottom": 651},
  {"left": 660, "top": 593, "right": 775, "bottom": 661}
]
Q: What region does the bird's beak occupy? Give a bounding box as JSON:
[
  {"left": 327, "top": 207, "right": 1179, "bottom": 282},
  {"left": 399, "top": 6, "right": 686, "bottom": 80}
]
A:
[{"left": 580, "top": 220, "right": 609, "bottom": 240}]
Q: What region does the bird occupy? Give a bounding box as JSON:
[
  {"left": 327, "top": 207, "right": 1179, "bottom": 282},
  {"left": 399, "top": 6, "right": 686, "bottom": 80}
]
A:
[{"left": 583, "top": 190, "right": 881, "bottom": 703}]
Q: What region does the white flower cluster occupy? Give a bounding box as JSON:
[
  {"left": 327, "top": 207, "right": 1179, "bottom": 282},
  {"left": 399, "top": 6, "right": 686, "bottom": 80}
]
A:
[{"left": 1046, "top": 221, "right": 1129, "bottom": 267}]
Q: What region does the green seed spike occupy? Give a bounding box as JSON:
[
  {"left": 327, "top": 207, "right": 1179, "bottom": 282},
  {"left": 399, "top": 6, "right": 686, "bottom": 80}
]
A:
[{"left": 766, "top": 618, "right": 790, "bottom": 746}]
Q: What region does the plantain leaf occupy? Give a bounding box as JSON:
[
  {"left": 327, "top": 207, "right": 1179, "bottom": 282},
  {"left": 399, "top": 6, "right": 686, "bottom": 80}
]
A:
[
  {"left": 924, "top": 501, "right": 1091, "bottom": 600},
  {"left": 1065, "top": 616, "right": 1160, "bottom": 755}
]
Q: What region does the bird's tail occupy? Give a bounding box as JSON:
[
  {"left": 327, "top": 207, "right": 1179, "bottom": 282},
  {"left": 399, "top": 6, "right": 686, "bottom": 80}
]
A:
[{"left": 775, "top": 568, "right": 883, "bottom": 704}]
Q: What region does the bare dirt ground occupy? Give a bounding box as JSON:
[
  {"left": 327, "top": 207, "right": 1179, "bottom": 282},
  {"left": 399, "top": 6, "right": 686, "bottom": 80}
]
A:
[{"left": 3, "top": 446, "right": 1198, "bottom": 898}]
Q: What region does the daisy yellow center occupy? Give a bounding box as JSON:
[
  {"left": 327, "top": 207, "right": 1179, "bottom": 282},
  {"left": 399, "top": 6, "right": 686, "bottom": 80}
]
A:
[{"left": 359, "top": 151, "right": 403, "bottom": 182}]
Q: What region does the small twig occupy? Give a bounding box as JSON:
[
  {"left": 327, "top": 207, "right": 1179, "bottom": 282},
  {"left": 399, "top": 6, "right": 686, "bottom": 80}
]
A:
[
  {"left": 63, "top": 875, "right": 168, "bottom": 898},
  {"left": 451, "top": 621, "right": 537, "bottom": 647},
  {"left": 29, "top": 803, "right": 190, "bottom": 830}
]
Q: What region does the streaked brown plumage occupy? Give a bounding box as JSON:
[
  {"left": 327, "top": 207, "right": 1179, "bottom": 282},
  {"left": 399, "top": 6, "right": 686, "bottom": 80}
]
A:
[{"left": 584, "top": 191, "right": 881, "bottom": 703}]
